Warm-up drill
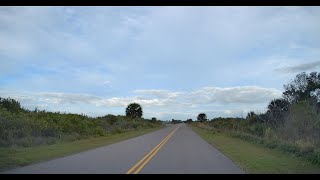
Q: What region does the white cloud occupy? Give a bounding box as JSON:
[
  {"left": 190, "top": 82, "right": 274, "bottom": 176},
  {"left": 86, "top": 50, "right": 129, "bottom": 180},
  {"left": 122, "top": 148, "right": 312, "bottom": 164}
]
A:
[
  {"left": 0, "top": 90, "right": 172, "bottom": 108},
  {"left": 0, "top": 7, "right": 319, "bottom": 119},
  {"left": 97, "top": 97, "right": 172, "bottom": 107},
  {"left": 0, "top": 85, "right": 282, "bottom": 119},
  {"left": 133, "top": 89, "right": 183, "bottom": 99},
  {"left": 189, "top": 86, "right": 282, "bottom": 104}
]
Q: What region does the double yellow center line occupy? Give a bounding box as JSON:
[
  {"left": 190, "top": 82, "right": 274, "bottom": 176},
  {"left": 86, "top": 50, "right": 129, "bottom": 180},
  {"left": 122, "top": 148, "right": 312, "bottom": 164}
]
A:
[{"left": 126, "top": 124, "right": 180, "bottom": 174}]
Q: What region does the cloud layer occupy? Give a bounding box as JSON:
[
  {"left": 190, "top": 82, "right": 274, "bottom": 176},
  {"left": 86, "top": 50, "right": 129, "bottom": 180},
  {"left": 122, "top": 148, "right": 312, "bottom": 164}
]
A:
[
  {"left": 0, "top": 7, "right": 319, "bottom": 119},
  {"left": 0, "top": 86, "right": 282, "bottom": 119}
]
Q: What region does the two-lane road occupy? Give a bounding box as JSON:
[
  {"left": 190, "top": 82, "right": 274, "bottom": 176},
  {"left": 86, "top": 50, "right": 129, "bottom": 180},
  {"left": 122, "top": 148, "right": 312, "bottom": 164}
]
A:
[{"left": 3, "top": 124, "right": 244, "bottom": 174}]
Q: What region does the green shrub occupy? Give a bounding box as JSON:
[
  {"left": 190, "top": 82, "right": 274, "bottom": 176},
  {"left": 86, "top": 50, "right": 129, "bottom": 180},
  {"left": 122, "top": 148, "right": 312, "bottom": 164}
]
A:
[
  {"left": 248, "top": 123, "right": 265, "bottom": 137},
  {"left": 282, "top": 101, "right": 320, "bottom": 143},
  {"left": 309, "top": 149, "right": 320, "bottom": 165},
  {"left": 0, "top": 97, "right": 161, "bottom": 148}
]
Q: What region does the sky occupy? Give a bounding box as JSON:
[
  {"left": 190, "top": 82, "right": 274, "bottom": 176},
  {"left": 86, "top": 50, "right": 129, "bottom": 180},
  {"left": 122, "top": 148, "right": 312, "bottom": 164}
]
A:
[{"left": 0, "top": 6, "right": 320, "bottom": 120}]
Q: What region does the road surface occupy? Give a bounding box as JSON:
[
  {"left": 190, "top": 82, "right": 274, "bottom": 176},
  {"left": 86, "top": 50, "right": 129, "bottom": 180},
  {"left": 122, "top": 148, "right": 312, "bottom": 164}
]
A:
[{"left": 3, "top": 124, "right": 244, "bottom": 174}]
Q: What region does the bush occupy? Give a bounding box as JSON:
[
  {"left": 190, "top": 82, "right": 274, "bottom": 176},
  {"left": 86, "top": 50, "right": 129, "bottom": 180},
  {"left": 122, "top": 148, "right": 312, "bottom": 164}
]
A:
[
  {"left": 282, "top": 101, "right": 320, "bottom": 143},
  {"left": 248, "top": 123, "right": 265, "bottom": 137},
  {"left": 310, "top": 149, "right": 320, "bottom": 165},
  {"left": 0, "top": 97, "right": 162, "bottom": 148},
  {"left": 193, "top": 113, "right": 320, "bottom": 166}
]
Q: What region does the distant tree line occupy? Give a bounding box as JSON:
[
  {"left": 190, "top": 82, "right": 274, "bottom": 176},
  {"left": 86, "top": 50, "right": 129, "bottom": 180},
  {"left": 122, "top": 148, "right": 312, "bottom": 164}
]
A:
[{"left": 171, "top": 119, "right": 183, "bottom": 124}]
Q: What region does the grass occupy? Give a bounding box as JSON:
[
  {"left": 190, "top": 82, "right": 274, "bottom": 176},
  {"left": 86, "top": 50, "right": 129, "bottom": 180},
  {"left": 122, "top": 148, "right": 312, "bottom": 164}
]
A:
[
  {"left": 0, "top": 126, "right": 163, "bottom": 172},
  {"left": 191, "top": 126, "right": 320, "bottom": 174}
]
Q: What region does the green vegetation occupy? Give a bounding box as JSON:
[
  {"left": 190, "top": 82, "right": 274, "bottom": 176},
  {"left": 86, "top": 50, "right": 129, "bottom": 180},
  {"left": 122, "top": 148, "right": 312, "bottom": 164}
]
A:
[
  {"left": 171, "top": 119, "right": 183, "bottom": 124},
  {"left": 0, "top": 97, "right": 163, "bottom": 171},
  {"left": 197, "top": 113, "right": 207, "bottom": 122},
  {"left": 191, "top": 72, "right": 320, "bottom": 169},
  {"left": 0, "top": 98, "right": 162, "bottom": 148},
  {"left": 191, "top": 126, "right": 320, "bottom": 173},
  {"left": 185, "top": 119, "right": 193, "bottom": 124},
  {"left": 126, "top": 103, "right": 143, "bottom": 118},
  {"left": 0, "top": 126, "right": 162, "bottom": 171}
]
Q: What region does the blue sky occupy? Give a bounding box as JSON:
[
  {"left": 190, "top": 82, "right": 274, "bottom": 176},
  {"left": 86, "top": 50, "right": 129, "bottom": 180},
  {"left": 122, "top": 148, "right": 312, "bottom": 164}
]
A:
[{"left": 0, "top": 6, "right": 320, "bottom": 120}]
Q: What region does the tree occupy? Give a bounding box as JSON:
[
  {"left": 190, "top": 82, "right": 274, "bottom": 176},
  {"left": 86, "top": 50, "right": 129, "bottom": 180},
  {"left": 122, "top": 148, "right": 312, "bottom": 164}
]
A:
[
  {"left": 197, "top": 113, "right": 207, "bottom": 122},
  {"left": 171, "top": 119, "right": 182, "bottom": 124},
  {"left": 283, "top": 72, "right": 320, "bottom": 103},
  {"left": 151, "top": 117, "right": 157, "bottom": 123},
  {"left": 246, "top": 111, "right": 256, "bottom": 119},
  {"left": 125, "top": 103, "right": 143, "bottom": 119},
  {"left": 246, "top": 111, "right": 258, "bottom": 124},
  {"left": 186, "top": 119, "right": 193, "bottom": 124},
  {"left": 0, "top": 97, "right": 24, "bottom": 114},
  {"left": 268, "top": 99, "right": 290, "bottom": 112},
  {"left": 266, "top": 98, "right": 290, "bottom": 127}
]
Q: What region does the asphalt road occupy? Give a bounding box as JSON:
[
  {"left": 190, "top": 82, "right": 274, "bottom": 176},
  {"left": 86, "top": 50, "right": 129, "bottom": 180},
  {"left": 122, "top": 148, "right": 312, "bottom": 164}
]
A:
[{"left": 3, "top": 124, "right": 244, "bottom": 174}]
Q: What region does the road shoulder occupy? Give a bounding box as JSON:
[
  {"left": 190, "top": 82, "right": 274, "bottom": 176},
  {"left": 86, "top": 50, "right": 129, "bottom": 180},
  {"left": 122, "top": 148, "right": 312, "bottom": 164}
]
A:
[{"left": 190, "top": 125, "right": 320, "bottom": 173}]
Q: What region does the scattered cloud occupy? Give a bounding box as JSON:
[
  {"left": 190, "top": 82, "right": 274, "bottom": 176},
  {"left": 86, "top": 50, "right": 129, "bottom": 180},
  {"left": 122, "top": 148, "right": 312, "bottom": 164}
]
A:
[
  {"left": 0, "top": 7, "right": 319, "bottom": 119},
  {"left": 133, "top": 89, "right": 184, "bottom": 99},
  {"left": 275, "top": 61, "right": 320, "bottom": 74}
]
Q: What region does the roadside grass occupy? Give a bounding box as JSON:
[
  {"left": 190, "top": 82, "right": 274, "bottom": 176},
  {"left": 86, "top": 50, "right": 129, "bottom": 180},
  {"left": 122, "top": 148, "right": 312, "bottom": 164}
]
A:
[
  {"left": 0, "top": 126, "right": 163, "bottom": 172},
  {"left": 191, "top": 126, "right": 320, "bottom": 174}
]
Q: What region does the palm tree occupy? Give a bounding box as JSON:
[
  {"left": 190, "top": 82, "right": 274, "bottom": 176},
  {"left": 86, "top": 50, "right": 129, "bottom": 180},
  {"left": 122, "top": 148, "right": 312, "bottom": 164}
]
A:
[
  {"left": 246, "top": 111, "right": 256, "bottom": 119},
  {"left": 197, "top": 113, "right": 207, "bottom": 122},
  {"left": 126, "top": 103, "right": 143, "bottom": 119}
]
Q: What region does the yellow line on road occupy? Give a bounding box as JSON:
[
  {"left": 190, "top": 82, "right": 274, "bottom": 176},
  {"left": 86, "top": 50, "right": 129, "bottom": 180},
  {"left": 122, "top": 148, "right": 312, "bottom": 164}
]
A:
[
  {"left": 126, "top": 125, "right": 180, "bottom": 174},
  {"left": 125, "top": 130, "right": 173, "bottom": 174},
  {"left": 133, "top": 125, "right": 180, "bottom": 174}
]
